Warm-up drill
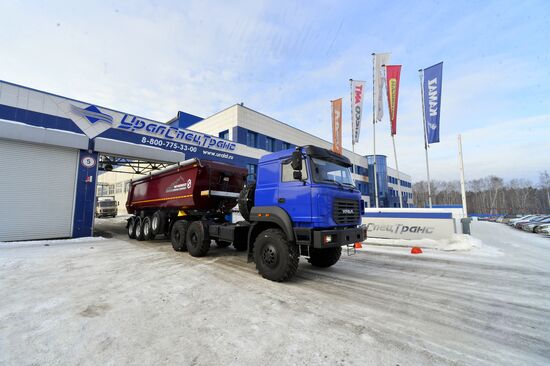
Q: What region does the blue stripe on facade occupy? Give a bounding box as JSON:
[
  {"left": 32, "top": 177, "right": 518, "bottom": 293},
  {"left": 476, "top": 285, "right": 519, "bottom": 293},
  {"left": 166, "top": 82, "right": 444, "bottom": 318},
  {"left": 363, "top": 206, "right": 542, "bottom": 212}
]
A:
[
  {"left": 0, "top": 104, "right": 82, "bottom": 134},
  {"left": 363, "top": 212, "right": 452, "bottom": 219}
]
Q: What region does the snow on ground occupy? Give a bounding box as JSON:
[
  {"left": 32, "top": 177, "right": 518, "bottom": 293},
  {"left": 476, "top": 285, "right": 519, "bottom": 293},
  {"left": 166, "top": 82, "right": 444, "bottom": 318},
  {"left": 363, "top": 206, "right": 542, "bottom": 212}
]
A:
[
  {"left": 1, "top": 220, "right": 549, "bottom": 365},
  {"left": 365, "top": 233, "right": 482, "bottom": 251}
]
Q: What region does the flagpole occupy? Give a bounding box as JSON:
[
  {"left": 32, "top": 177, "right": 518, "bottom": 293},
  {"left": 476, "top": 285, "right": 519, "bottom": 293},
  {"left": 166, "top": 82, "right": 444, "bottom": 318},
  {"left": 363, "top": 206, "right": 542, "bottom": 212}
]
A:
[
  {"left": 419, "top": 69, "right": 433, "bottom": 208},
  {"left": 350, "top": 78, "right": 355, "bottom": 153},
  {"left": 458, "top": 134, "right": 468, "bottom": 217},
  {"left": 372, "top": 53, "right": 379, "bottom": 208},
  {"left": 391, "top": 134, "right": 403, "bottom": 208}
]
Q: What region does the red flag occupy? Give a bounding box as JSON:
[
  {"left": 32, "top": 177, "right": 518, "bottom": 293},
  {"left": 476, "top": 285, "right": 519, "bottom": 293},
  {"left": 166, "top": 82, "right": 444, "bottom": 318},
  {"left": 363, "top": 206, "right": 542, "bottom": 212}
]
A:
[
  {"left": 331, "top": 98, "right": 343, "bottom": 154},
  {"left": 385, "top": 65, "right": 402, "bottom": 135}
]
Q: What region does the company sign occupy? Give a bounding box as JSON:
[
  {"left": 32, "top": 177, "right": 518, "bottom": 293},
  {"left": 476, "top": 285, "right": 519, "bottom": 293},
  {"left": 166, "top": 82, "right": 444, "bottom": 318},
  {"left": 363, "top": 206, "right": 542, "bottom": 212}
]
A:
[{"left": 362, "top": 216, "right": 456, "bottom": 240}]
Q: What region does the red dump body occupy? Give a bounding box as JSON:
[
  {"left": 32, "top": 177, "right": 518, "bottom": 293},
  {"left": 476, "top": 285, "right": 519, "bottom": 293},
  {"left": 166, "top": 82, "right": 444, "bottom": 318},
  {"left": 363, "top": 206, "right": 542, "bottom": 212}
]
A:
[{"left": 126, "top": 159, "right": 247, "bottom": 216}]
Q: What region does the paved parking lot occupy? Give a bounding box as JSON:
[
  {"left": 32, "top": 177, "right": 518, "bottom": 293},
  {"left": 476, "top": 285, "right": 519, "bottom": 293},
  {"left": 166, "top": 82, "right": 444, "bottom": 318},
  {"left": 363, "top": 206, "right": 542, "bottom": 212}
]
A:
[{"left": 1, "top": 220, "right": 549, "bottom": 365}]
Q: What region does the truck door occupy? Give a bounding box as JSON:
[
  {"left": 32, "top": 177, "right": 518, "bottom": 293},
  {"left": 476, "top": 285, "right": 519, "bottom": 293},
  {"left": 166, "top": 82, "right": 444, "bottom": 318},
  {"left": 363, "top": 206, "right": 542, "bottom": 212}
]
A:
[{"left": 277, "top": 159, "right": 312, "bottom": 225}]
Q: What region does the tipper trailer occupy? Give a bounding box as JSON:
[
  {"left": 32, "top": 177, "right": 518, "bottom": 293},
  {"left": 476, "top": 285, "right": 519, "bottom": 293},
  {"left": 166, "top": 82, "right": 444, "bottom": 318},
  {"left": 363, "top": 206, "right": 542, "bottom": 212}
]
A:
[{"left": 126, "top": 145, "right": 366, "bottom": 281}]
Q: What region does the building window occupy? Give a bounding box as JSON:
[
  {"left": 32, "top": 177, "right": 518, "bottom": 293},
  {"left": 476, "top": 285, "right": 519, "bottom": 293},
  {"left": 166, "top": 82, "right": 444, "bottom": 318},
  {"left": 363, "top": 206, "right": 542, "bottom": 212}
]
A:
[
  {"left": 265, "top": 137, "right": 275, "bottom": 152},
  {"left": 116, "top": 182, "right": 123, "bottom": 194},
  {"left": 219, "top": 130, "right": 229, "bottom": 140},
  {"left": 246, "top": 131, "right": 258, "bottom": 148},
  {"left": 246, "top": 163, "right": 257, "bottom": 183},
  {"left": 281, "top": 142, "right": 290, "bottom": 150},
  {"left": 124, "top": 181, "right": 130, "bottom": 193},
  {"left": 108, "top": 184, "right": 115, "bottom": 195}
]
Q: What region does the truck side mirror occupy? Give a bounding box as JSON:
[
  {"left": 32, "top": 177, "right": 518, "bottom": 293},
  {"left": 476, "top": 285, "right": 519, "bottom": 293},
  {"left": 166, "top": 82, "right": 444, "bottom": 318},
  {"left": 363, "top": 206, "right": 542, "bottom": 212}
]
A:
[
  {"left": 291, "top": 151, "right": 302, "bottom": 171},
  {"left": 293, "top": 171, "right": 302, "bottom": 180}
]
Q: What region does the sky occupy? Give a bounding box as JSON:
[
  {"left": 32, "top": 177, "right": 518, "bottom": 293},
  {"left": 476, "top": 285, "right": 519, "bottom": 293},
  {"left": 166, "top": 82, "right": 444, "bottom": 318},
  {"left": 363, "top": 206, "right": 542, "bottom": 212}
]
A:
[{"left": 1, "top": 0, "right": 549, "bottom": 183}]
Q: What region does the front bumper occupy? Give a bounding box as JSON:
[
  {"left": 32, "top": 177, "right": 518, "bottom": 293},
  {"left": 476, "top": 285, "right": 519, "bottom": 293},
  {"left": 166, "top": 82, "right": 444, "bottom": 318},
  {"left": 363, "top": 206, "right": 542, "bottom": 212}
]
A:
[{"left": 312, "top": 225, "right": 366, "bottom": 249}]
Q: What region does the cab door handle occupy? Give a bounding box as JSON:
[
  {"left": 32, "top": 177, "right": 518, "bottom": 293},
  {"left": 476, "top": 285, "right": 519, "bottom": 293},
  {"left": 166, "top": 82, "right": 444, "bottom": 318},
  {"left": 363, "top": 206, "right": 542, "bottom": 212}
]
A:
[{"left": 278, "top": 198, "right": 285, "bottom": 203}]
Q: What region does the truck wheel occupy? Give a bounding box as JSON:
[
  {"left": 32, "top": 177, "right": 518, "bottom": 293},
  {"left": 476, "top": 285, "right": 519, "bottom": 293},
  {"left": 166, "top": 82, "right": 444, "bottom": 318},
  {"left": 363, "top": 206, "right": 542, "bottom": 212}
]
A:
[
  {"left": 186, "top": 221, "right": 211, "bottom": 257},
  {"left": 307, "top": 247, "right": 342, "bottom": 268},
  {"left": 253, "top": 228, "right": 299, "bottom": 282},
  {"left": 143, "top": 216, "right": 155, "bottom": 240},
  {"left": 127, "top": 217, "right": 136, "bottom": 239},
  {"left": 238, "top": 182, "right": 256, "bottom": 221},
  {"left": 171, "top": 220, "right": 189, "bottom": 252},
  {"left": 151, "top": 211, "right": 165, "bottom": 235},
  {"left": 215, "top": 240, "right": 231, "bottom": 248},
  {"left": 135, "top": 217, "right": 145, "bottom": 241}
]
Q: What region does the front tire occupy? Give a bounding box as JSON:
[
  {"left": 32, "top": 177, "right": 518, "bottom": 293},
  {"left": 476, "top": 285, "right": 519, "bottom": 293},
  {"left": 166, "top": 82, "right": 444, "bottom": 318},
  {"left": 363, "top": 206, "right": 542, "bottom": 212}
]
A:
[
  {"left": 253, "top": 228, "right": 299, "bottom": 282},
  {"left": 307, "top": 247, "right": 342, "bottom": 268},
  {"left": 171, "top": 220, "right": 189, "bottom": 252},
  {"left": 186, "top": 221, "right": 211, "bottom": 257}
]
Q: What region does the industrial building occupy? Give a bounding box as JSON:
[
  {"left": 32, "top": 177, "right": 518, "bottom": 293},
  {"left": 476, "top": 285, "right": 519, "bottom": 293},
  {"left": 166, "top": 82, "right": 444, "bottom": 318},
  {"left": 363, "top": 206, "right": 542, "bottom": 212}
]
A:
[{"left": 0, "top": 80, "right": 412, "bottom": 241}]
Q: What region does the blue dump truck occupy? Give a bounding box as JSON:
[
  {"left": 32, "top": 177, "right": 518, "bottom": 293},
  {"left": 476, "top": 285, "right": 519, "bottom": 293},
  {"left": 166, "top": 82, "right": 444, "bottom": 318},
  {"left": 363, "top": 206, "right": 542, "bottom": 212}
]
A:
[{"left": 126, "top": 145, "right": 366, "bottom": 282}]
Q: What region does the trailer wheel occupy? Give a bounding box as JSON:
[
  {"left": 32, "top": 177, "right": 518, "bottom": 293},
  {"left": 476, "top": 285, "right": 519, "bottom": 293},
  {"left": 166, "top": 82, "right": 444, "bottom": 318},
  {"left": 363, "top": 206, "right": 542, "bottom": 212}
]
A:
[
  {"left": 307, "top": 247, "right": 342, "bottom": 268},
  {"left": 143, "top": 216, "right": 155, "bottom": 240},
  {"left": 127, "top": 216, "right": 136, "bottom": 239},
  {"left": 186, "top": 221, "right": 211, "bottom": 257},
  {"left": 171, "top": 220, "right": 189, "bottom": 252},
  {"left": 215, "top": 240, "right": 231, "bottom": 248},
  {"left": 135, "top": 217, "right": 145, "bottom": 241},
  {"left": 151, "top": 211, "right": 165, "bottom": 235},
  {"left": 253, "top": 228, "right": 299, "bottom": 282}
]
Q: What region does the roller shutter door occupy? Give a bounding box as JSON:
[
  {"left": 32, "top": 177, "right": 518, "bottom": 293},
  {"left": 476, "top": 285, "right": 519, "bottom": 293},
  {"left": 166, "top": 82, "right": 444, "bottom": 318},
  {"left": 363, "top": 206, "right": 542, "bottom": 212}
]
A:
[{"left": 0, "top": 139, "right": 78, "bottom": 241}]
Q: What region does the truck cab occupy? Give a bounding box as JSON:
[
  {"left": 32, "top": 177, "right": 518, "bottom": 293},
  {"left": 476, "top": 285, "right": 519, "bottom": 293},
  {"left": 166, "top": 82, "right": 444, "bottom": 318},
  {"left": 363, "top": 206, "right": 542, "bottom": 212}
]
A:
[{"left": 246, "top": 145, "right": 366, "bottom": 281}]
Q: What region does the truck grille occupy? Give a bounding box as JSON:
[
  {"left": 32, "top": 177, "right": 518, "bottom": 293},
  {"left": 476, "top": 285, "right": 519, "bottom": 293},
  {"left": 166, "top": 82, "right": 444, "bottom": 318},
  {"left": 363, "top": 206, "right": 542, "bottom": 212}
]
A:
[{"left": 333, "top": 199, "right": 360, "bottom": 225}]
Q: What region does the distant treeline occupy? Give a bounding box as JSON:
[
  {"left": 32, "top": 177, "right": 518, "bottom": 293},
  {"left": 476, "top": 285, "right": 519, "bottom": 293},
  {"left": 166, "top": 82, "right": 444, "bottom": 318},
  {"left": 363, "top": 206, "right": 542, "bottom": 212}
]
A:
[{"left": 412, "top": 171, "right": 550, "bottom": 215}]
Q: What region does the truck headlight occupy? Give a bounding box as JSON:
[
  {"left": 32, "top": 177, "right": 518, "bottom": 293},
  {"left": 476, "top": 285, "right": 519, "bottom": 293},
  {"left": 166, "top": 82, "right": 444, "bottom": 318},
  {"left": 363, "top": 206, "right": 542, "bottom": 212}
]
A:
[{"left": 324, "top": 235, "right": 333, "bottom": 244}]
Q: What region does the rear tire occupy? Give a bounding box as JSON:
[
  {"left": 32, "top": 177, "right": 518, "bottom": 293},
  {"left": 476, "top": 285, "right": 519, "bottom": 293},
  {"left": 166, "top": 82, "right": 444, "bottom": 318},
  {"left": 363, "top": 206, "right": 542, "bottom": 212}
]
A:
[
  {"left": 143, "top": 216, "right": 155, "bottom": 240},
  {"left": 151, "top": 211, "right": 165, "bottom": 235},
  {"left": 253, "top": 228, "right": 299, "bottom": 282},
  {"left": 171, "top": 220, "right": 189, "bottom": 252},
  {"left": 238, "top": 182, "right": 256, "bottom": 221},
  {"left": 135, "top": 217, "right": 145, "bottom": 241},
  {"left": 127, "top": 216, "right": 136, "bottom": 239},
  {"left": 186, "top": 221, "right": 211, "bottom": 257},
  {"left": 307, "top": 247, "right": 342, "bottom": 268}
]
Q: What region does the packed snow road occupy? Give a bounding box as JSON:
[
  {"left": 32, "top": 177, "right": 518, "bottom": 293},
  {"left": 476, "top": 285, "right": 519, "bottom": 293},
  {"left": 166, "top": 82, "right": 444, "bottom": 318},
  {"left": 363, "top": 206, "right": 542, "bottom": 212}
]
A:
[{"left": 1, "top": 220, "right": 549, "bottom": 365}]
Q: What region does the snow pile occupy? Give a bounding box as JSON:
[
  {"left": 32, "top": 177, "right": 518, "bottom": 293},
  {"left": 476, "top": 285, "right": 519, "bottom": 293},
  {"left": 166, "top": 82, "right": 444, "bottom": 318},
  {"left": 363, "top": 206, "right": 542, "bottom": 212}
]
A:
[
  {"left": 364, "top": 234, "right": 483, "bottom": 252},
  {"left": 0, "top": 236, "right": 106, "bottom": 248}
]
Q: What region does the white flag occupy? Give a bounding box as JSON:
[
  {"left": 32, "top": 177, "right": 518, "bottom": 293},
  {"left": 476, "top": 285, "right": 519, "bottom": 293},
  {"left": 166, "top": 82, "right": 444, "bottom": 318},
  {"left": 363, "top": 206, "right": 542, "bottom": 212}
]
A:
[
  {"left": 374, "top": 53, "right": 391, "bottom": 122},
  {"left": 351, "top": 80, "right": 366, "bottom": 143}
]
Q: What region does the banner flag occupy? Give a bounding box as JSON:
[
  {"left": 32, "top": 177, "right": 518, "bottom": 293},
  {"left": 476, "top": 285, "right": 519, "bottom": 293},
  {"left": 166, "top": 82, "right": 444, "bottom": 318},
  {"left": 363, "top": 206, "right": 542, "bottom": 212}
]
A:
[
  {"left": 385, "top": 65, "right": 402, "bottom": 136},
  {"left": 351, "top": 80, "right": 366, "bottom": 143},
  {"left": 374, "top": 52, "right": 391, "bottom": 122},
  {"left": 423, "top": 62, "right": 443, "bottom": 144},
  {"left": 331, "top": 98, "right": 343, "bottom": 154}
]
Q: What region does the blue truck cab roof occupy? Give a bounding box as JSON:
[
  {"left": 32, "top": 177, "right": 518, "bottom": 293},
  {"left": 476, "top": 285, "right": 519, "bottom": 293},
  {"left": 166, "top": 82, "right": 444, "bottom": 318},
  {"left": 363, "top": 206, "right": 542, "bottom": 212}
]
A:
[{"left": 259, "top": 145, "right": 353, "bottom": 167}]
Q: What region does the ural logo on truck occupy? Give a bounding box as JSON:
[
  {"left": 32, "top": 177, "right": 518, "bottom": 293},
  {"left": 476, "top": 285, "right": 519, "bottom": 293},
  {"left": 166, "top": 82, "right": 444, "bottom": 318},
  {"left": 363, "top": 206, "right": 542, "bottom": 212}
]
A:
[{"left": 166, "top": 177, "right": 192, "bottom": 193}]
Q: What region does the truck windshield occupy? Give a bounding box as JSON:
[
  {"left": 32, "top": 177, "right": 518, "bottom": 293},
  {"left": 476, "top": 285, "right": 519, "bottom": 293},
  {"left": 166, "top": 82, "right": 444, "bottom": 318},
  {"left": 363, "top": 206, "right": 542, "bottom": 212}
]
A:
[
  {"left": 98, "top": 201, "right": 115, "bottom": 207},
  {"left": 311, "top": 158, "right": 355, "bottom": 187}
]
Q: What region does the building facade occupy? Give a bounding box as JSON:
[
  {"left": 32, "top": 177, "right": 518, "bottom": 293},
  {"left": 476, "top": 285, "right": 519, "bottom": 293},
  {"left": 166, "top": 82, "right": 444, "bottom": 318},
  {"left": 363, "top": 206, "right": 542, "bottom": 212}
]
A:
[{"left": 169, "top": 104, "right": 413, "bottom": 208}]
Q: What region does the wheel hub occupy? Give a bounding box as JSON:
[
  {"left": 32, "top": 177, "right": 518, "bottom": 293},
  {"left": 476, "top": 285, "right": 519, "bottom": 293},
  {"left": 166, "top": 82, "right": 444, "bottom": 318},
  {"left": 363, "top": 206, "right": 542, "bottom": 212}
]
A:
[{"left": 262, "top": 245, "right": 278, "bottom": 268}]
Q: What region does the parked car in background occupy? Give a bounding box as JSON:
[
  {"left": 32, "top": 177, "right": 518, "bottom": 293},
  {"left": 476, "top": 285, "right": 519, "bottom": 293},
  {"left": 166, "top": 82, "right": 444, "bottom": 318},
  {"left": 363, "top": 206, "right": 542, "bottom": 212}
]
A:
[
  {"left": 516, "top": 215, "right": 548, "bottom": 230},
  {"left": 540, "top": 225, "right": 550, "bottom": 235},
  {"left": 535, "top": 223, "right": 550, "bottom": 234},
  {"left": 501, "top": 214, "right": 521, "bottom": 224},
  {"left": 523, "top": 217, "right": 550, "bottom": 233},
  {"left": 509, "top": 215, "right": 537, "bottom": 226}
]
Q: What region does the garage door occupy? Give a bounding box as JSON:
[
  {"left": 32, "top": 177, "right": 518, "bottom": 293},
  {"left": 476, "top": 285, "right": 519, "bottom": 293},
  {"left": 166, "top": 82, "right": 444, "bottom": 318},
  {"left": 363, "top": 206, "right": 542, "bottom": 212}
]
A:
[{"left": 0, "top": 139, "right": 79, "bottom": 241}]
